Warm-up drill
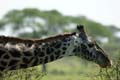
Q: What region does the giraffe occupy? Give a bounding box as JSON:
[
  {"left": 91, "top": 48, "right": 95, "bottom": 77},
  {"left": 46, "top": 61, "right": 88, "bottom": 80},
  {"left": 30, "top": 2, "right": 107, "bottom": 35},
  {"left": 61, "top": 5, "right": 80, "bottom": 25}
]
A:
[{"left": 0, "top": 25, "right": 112, "bottom": 73}]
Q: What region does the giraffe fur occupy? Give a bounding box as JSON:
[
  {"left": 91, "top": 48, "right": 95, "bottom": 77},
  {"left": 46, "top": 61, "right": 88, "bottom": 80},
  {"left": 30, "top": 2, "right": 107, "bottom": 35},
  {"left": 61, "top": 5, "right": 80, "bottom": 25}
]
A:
[{"left": 0, "top": 25, "right": 112, "bottom": 72}]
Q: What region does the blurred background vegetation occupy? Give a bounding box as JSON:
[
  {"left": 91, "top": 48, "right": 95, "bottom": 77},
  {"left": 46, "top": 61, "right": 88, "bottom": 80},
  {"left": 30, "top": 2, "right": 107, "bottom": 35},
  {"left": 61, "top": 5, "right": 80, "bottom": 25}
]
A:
[{"left": 0, "top": 8, "right": 119, "bottom": 80}]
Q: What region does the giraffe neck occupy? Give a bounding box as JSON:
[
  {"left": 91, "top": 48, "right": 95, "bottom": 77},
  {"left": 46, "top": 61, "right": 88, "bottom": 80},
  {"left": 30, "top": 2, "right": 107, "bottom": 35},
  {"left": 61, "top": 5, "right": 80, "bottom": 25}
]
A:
[
  {"left": 0, "top": 33, "right": 77, "bottom": 71},
  {"left": 33, "top": 35, "right": 75, "bottom": 64},
  {"left": 25, "top": 35, "right": 76, "bottom": 68}
]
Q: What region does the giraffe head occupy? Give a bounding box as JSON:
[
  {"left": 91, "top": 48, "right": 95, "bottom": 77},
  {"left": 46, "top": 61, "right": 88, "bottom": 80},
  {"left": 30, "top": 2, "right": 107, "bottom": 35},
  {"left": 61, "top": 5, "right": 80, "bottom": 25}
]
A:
[{"left": 74, "top": 25, "right": 112, "bottom": 68}]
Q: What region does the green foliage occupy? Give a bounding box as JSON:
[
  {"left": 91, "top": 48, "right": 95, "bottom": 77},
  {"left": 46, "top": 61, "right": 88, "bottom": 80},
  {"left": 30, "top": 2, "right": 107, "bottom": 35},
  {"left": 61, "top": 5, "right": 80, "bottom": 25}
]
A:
[
  {"left": 98, "top": 58, "right": 120, "bottom": 80},
  {"left": 85, "top": 21, "right": 112, "bottom": 38},
  {"left": 0, "top": 8, "right": 113, "bottom": 39}
]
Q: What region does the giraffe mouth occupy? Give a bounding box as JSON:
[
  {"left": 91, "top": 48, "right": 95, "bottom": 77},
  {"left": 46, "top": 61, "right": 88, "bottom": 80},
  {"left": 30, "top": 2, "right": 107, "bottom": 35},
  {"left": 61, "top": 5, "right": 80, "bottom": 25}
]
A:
[{"left": 98, "top": 60, "right": 112, "bottom": 68}]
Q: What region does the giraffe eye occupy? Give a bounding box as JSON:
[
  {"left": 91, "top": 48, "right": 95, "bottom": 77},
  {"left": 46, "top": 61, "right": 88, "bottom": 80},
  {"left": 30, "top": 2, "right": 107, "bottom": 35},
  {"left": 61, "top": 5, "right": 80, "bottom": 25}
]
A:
[
  {"left": 88, "top": 43, "right": 94, "bottom": 48},
  {"left": 81, "top": 44, "right": 87, "bottom": 49}
]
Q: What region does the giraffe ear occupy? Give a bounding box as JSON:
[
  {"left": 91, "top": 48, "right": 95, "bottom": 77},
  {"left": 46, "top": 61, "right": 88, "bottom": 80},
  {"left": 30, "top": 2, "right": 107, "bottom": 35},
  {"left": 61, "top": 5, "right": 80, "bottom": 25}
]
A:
[{"left": 77, "top": 24, "right": 88, "bottom": 40}]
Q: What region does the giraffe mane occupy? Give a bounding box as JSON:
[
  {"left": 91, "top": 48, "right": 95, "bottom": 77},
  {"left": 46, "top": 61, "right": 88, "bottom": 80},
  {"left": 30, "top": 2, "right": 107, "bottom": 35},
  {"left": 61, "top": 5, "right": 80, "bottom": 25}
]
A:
[{"left": 0, "top": 32, "right": 76, "bottom": 44}]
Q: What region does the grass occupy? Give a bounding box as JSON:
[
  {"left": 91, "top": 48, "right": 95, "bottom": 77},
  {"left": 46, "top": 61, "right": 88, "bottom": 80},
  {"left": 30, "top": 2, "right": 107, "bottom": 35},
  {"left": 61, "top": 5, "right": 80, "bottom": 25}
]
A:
[{"left": 0, "top": 57, "right": 119, "bottom": 80}]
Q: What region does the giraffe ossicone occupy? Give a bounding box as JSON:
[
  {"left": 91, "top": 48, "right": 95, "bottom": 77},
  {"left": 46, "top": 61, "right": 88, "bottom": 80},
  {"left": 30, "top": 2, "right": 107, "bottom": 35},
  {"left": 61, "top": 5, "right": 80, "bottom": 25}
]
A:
[{"left": 0, "top": 25, "right": 112, "bottom": 72}]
